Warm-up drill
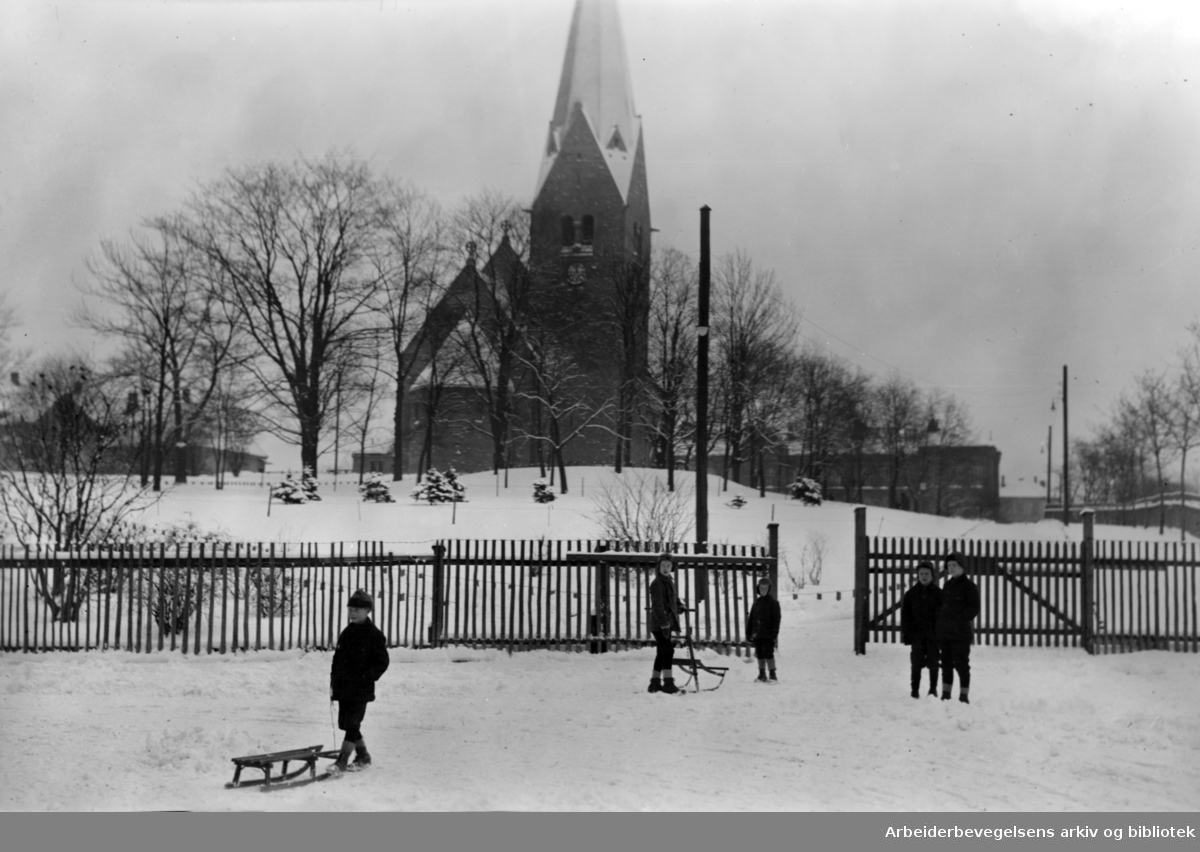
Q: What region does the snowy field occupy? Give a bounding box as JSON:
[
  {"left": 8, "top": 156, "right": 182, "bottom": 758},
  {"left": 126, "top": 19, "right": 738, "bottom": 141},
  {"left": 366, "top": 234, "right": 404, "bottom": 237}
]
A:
[{"left": 2, "top": 466, "right": 1198, "bottom": 812}]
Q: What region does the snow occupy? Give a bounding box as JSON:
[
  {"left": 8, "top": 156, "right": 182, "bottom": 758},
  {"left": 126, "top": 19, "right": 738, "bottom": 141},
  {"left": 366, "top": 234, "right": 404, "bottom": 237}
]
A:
[{"left": 2, "top": 466, "right": 1198, "bottom": 811}]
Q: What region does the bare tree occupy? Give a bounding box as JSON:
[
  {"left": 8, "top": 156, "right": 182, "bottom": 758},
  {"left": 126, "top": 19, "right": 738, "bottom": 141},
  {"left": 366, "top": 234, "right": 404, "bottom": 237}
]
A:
[
  {"left": 643, "top": 247, "right": 696, "bottom": 490},
  {"left": 873, "top": 373, "right": 925, "bottom": 510},
  {"left": 178, "top": 152, "right": 388, "bottom": 474},
  {"left": 371, "top": 181, "right": 451, "bottom": 481},
  {"left": 591, "top": 470, "right": 695, "bottom": 546},
  {"left": 711, "top": 251, "right": 798, "bottom": 489},
  {"left": 445, "top": 190, "right": 535, "bottom": 473},
  {"left": 78, "top": 223, "right": 249, "bottom": 489},
  {"left": 1133, "top": 369, "right": 1175, "bottom": 533},
  {"left": 0, "top": 358, "right": 155, "bottom": 619},
  {"left": 513, "top": 325, "right": 612, "bottom": 493}
]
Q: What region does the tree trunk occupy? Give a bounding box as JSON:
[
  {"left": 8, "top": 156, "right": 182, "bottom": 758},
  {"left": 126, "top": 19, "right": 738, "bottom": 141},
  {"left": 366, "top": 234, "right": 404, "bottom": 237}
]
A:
[{"left": 392, "top": 374, "right": 405, "bottom": 481}]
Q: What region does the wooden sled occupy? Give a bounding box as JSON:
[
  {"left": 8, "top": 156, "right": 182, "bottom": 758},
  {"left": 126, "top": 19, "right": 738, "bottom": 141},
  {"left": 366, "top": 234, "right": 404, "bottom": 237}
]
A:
[
  {"left": 672, "top": 607, "right": 730, "bottom": 693},
  {"left": 225, "top": 745, "right": 342, "bottom": 789}
]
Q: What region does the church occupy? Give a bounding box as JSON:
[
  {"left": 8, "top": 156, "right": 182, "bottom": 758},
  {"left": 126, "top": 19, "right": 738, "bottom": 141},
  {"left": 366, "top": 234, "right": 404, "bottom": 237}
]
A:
[{"left": 392, "top": 0, "right": 651, "bottom": 480}]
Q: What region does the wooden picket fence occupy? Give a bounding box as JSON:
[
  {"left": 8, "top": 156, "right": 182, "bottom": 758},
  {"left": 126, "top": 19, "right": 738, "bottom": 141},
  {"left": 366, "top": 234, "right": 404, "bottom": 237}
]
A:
[
  {"left": 434, "top": 538, "right": 777, "bottom": 653},
  {"left": 853, "top": 508, "right": 1200, "bottom": 655},
  {"left": 0, "top": 528, "right": 779, "bottom": 656},
  {"left": 0, "top": 543, "right": 436, "bottom": 655}
]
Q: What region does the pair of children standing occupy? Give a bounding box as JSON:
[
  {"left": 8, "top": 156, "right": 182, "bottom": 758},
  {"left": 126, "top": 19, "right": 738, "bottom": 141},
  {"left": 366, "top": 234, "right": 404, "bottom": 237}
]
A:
[
  {"left": 900, "top": 552, "right": 980, "bottom": 704},
  {"left": 647, "top": 553, "right": 780, "bottom": 692}
]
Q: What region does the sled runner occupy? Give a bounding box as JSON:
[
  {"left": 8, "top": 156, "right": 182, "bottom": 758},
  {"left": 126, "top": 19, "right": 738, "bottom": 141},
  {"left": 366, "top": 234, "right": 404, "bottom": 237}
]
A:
[
  {"left": 225, "top": 745, "right": 343, "bottom": 790},
  {"left": 672, "top": 607, "right": 729, "bottom": 693}
]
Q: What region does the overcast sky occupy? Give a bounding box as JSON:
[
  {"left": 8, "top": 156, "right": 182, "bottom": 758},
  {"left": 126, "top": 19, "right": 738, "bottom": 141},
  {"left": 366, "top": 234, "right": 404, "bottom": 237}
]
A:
[{"left": 3, "top": 0, "right": 1199, "bottom": 488}]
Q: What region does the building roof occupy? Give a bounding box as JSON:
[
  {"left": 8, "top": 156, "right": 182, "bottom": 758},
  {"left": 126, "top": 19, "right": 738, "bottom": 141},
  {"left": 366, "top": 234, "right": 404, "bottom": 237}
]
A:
[{"left": 535, "top": 0, "right": 642, "bottom": 202}]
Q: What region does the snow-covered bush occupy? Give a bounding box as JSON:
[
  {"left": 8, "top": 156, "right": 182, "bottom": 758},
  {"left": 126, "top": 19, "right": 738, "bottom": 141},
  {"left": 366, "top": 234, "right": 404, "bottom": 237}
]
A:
[
  {"left": 411, "top": 467, "right": 466, "bottom": 504},
  {"left": 300, "top": 466, "right": 321, "bottom": 502},
  {"left": 532, "top": 479, "right": 556, "bottom": 503},
  {"left": 788, "top": 477, "right": 822, "bottom": 505},
  {"left": 359, "top": 474, "right": 394, "bottom": 503},
  {"left": 271, "top": 474, "right": 305, "bottom": 504},
  {"left": 271, "top": 467, "right": 321, "bottom": 504}
]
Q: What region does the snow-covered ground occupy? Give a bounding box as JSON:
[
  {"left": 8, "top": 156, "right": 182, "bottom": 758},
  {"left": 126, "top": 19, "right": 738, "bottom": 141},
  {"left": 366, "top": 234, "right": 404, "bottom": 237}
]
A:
[{"left": 2, "top": 466, "right": 1198, "bottom": 811}]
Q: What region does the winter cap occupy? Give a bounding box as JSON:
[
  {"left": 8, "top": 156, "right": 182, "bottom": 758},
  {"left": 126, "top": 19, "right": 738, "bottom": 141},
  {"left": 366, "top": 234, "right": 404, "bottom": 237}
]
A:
[
  {"left": 916, "top": 560, "right": 935, "bottom": 575},
  {"left": 944, "top": 552, "right": 967, "bottom": 570},
  {"left": 348, "top": 589, "right": 374, "bottom": 610},
  {"left": 756, "top": 576, "right": 771, "bottom": 589}
]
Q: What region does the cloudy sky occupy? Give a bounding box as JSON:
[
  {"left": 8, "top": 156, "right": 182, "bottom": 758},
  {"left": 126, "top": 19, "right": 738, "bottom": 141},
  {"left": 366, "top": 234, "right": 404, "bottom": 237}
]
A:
[{"left": 3, "top": 0, "right": 1199, "bottom": 486}]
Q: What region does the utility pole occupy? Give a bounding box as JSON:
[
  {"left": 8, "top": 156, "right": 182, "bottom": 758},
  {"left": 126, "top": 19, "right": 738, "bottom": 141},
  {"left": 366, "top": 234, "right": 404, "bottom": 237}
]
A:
[
  {"left": 1062, "top": 364, "right": 1069, "bottom": 527},
  {"left": 696, "top": 206, "right": 711, "bottom": 553},
  {"left": 1046, "top": 424, "right": 1052, "bottom": 506}
]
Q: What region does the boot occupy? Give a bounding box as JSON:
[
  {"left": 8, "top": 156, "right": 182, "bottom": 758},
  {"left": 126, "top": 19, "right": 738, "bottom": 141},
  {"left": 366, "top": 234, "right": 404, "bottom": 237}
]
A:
[
  {"left": 329, "top": 739, "right": 355, "bottom": 774},
  {"left": 941, "top": 690, "right": 951, "bottom": 701},
  {"left": 647, "top": 678, "right": 661, "bottom": 694},
  {"left": 910, "top": 669, "right": 921, "bottom": 699},
  {"left": 768, "top": 670, "right": 777, "bottom": 682},
  {"left": 756, "top": 671, "right": 768, "bottom": 683},
  {"left": 660, "top": 678, "right": 679, "bottom": 694},
  {"left": 959, "top": 689, "right": 970, "bottom": 705},
  {"left": 351, "top": 739, "right": 372, "bottom": 769}
]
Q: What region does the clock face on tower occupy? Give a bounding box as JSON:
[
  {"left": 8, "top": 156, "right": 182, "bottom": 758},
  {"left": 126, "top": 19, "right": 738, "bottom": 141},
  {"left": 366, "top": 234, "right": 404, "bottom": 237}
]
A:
[{"left": 566, "top": 263, "right": 586, "bottom": 286}]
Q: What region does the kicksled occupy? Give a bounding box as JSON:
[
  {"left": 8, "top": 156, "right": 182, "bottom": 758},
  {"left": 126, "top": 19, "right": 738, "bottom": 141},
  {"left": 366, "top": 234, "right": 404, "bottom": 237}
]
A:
[
  {"left": 225, "top": 745, "right": 358, "bottom": 792},
  {"left": 671, "top": 607, "right": 730, "bottom": 693}
]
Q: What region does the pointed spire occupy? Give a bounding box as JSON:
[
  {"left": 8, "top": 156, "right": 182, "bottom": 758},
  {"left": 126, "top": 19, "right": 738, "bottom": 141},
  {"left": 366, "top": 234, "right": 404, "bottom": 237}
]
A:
[{"left": 535, "top": 0, "right": 642, "bottom": 201}]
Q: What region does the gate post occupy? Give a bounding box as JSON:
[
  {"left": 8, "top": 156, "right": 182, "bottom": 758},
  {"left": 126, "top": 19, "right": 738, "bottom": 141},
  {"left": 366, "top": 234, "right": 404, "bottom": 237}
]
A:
[
  {"left": 428, "top": 544, "right": 446, "bottom": 647},
  {"left": 767, "top": 522, "right": 779, "bottom": 597},
  {"left": 1081, "top": 511, "right": 1094, "bottom": 654},
  {"left": 854, "top": 506, "right": 867, "bottom": 655}
]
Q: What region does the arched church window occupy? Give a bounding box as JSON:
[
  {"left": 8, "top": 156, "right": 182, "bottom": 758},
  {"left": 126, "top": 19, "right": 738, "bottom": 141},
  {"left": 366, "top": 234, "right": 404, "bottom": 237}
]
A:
[
  {"left": 561, "top": 216, "right": 576, "bottom": 246},
  {"left": 581, "top": 215, "right": 594, "bottom": 244}
]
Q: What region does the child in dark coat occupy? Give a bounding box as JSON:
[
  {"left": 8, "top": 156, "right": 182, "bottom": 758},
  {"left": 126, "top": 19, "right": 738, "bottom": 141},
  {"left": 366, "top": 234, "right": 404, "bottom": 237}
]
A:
[
  {"left": 936, "top": 552, "right": 981, "bottom": 704},
  {"left": 746, "top": 576, "right": 781, "bottom": 682},
  {"left": 900, "top": 560, "right": 942, "bottom": 698},
  {"left": 647, "top": 553, "right": 683, "bottom": 694},
  {"left": 329, "top": 589, "right": 390, "bottom": 772}
]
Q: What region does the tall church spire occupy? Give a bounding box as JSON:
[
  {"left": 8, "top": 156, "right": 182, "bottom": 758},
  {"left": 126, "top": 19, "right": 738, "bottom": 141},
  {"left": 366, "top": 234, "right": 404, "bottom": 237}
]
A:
[{"left": 536, "top": 0, "right": 642, "bottom": 202}]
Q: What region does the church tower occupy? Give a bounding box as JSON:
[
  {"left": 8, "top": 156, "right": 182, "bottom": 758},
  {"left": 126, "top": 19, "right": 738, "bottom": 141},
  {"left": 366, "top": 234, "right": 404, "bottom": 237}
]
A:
[{"left": 529, "top": 0, "right": 650, "bottom": 465}]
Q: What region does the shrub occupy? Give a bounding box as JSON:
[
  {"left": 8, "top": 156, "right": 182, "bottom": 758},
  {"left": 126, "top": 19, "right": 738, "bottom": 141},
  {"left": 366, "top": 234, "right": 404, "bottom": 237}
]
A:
[
  {"left": 359, "top": 474, "right": 394, "bottom": 503},
  {"left": 532, "top": 479, "right": 556, "bottom": 503},
  {"left": 411, "top": 467, "right": 466, "bottom": 504},
  {"left": 788, "top": 477, "right": 822, "bottom": 505}
]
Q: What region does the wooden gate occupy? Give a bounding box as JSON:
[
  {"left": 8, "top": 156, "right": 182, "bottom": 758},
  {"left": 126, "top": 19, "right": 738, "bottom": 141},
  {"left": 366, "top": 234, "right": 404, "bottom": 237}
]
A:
[{"left": 853, "top": 508, "right": 1199, "bottom": 655}]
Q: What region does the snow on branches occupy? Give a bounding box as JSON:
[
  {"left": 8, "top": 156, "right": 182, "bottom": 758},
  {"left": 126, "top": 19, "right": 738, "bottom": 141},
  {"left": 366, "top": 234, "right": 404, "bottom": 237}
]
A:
[{"left": 411, "top": 467, "right": 466, "bottom": 504}]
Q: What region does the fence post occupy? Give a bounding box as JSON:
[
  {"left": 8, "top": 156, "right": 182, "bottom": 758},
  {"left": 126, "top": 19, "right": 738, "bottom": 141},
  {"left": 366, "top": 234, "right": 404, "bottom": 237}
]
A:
[
  {"left": 767, "top": 522, "right": 779, "bottom": 598},
  {"left": 429, "top": 543, "right": 446, "bottom": 646},
  {"left": 1081, "top": 510, "right": 1094, "bottom": 654},
  {"left": 854, "top": 506, "right": 867, "bottom": 655}
]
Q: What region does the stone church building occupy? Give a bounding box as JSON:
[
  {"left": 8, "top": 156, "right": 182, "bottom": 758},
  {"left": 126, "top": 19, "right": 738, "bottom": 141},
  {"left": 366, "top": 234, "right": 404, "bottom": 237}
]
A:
[{"left": 394, "top": 0, "right": 651, "bottom": 477}]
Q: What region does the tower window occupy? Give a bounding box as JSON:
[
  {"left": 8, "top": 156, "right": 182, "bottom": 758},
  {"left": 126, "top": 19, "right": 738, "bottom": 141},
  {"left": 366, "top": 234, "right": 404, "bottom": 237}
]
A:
[
  {"left": 581, "top": 215, "right": 594, "bottom": 244},
  {"left": 633, "top": 221, "right": 643, "bottom": 257},
  {"left": 607, "top": 126, "right": 626, "bottom": 152},
  {"left": 561, "top": 216, "right": 576, "bottom": 246}
]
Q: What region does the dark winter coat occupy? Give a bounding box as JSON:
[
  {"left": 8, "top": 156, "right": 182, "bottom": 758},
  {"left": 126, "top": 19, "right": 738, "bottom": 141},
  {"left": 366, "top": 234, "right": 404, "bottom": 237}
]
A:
[
  {"left": 745, "top": 592, "right": 781, "bottom": 646},
  {"left": 648, "top": 574, "right": 681, "bottom": 634},
  {"left": 935, "top": 574, "right": 980, "bottom": 644},
  {"left": 900, "top": 581, "right": 942, "bottom": 645},
  {"left": 330, "top": 618, "right": 390, "bottom": 703}
]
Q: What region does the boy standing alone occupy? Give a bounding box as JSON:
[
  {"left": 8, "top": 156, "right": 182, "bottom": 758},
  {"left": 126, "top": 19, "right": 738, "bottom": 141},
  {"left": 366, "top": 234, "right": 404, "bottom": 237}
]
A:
[
  {"left": 329, "top": 589, "right": 390, "bottom": 773},
  {"left": 746, "top": 576, "right": 781, "bottom": 682}
]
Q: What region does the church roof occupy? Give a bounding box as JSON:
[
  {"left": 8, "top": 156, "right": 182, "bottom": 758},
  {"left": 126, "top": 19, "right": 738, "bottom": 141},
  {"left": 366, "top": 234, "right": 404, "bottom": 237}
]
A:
[{"left": 535, "top": 0, "right": 642, "bottom": 203}]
